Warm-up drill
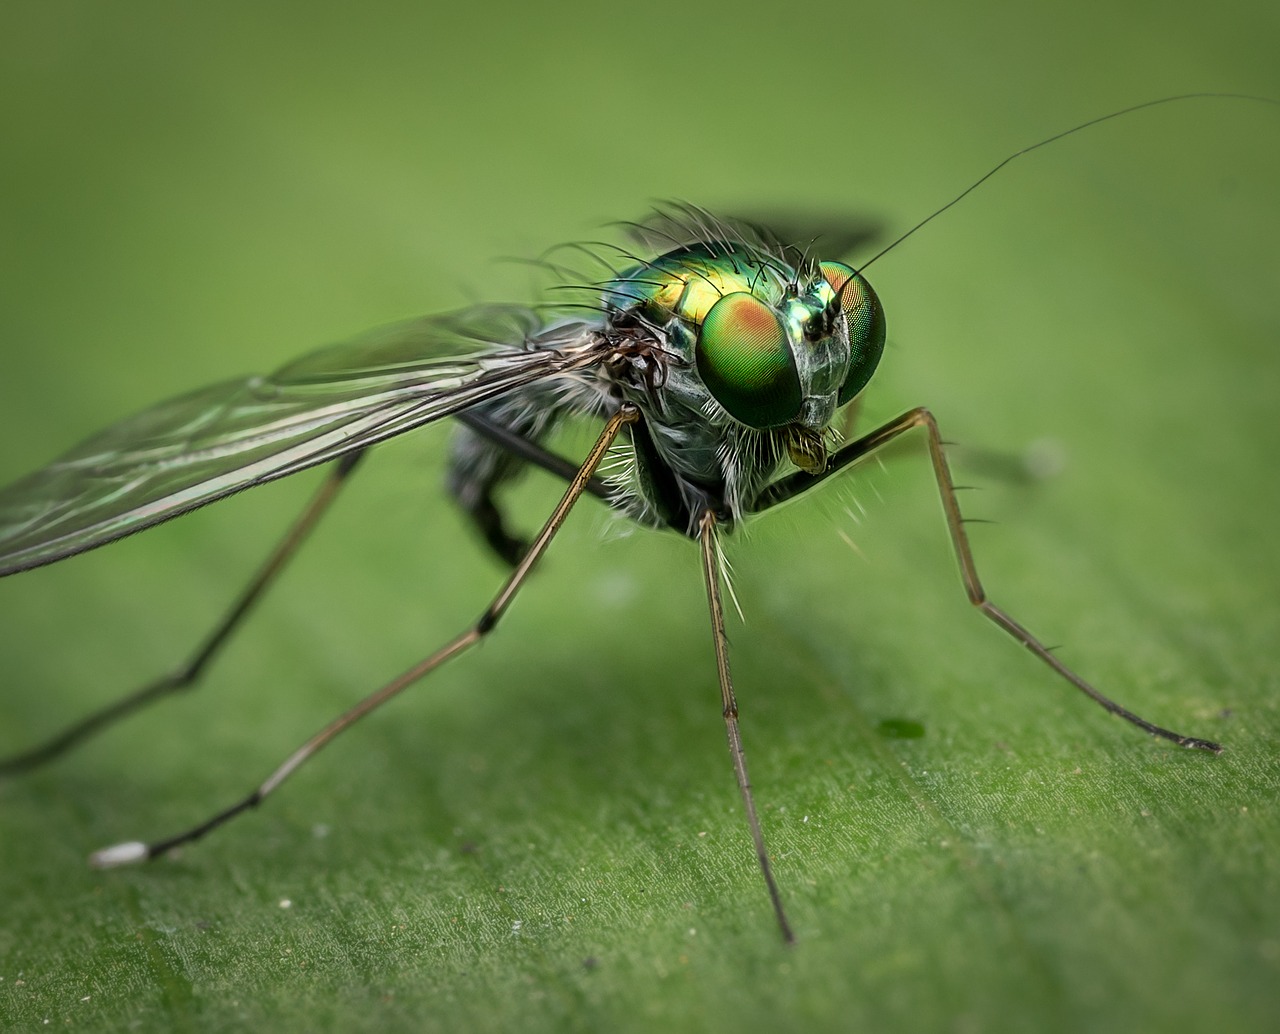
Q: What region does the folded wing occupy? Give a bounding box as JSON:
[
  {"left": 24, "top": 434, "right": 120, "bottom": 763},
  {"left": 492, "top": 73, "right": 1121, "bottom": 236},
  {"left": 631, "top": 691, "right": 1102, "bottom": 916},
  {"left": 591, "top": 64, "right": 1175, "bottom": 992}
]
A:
[{"left": 0, "top": 305, "right": 604, "bottom": 574}]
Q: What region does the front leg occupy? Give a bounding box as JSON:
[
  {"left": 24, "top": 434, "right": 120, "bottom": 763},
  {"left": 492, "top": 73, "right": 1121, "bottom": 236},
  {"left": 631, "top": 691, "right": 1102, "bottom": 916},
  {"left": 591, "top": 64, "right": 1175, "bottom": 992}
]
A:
[{"left": 752, "top": 407, "right": 1222, "bottom": 753}]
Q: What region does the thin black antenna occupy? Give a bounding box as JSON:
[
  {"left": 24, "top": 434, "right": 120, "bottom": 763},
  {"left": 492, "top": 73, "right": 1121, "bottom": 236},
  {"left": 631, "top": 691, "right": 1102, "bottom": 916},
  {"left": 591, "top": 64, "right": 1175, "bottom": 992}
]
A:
[{"left": 856, "top": 93, "right": 1278, "bottom": 274}]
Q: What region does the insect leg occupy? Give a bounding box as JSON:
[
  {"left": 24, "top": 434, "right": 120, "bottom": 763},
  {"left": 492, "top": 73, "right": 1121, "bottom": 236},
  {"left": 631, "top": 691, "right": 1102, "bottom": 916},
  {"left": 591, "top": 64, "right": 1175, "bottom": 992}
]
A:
[
  {"left": 89, "top": 404, "right": 639, "bottom": 868},
  {"left": 698, "top": 509, "right": 795, "bottom": 944},
  {"left": 452, "top": 409, "right": 614, "bottom": 564},
  {"left": 454, "top": 410, "right": 612, "bottom": 503},
  {"left": 0, "top": 450, "right": 367, "bottom": 776},
  {"left": 752, "top": 408, "right": 1222, "bottom": 754}
]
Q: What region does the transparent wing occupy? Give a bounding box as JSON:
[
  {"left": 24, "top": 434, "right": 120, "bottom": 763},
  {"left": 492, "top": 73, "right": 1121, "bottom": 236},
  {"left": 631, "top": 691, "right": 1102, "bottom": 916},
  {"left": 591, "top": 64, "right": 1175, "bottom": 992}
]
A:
[{"left": 0, "top": 305, "right": 607, "bottom": 575}]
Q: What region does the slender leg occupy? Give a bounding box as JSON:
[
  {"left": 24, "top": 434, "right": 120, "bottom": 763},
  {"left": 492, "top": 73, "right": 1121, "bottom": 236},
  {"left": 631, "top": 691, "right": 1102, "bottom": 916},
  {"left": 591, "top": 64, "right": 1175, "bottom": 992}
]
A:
[
  {"left": 90, "top": 405, "right": 639, "bottom": 868},
  {"left": 452, "top": 410, "right": 616, "bottom": 566},
  {"left": 455, "top": 410, "right": 612, "bottom": 503},
  {"left": 752, "top": 407, "right": 1222, "bottom": 754},
  {"left": 0, "top": 451, "right": 366, "bottom": 776},
  {"left": 698, "top": 510, "right": 795, "bottom": 944}
]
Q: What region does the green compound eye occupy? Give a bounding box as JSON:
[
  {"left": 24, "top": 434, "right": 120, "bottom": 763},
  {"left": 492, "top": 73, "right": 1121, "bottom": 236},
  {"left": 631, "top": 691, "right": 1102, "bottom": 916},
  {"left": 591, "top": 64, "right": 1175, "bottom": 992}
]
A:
[
  {"left": 695, "top": 292, "right": 802, "bottom": 429},
  {"left": 820, "top": 261, "right": 887, "bottom": 405}
]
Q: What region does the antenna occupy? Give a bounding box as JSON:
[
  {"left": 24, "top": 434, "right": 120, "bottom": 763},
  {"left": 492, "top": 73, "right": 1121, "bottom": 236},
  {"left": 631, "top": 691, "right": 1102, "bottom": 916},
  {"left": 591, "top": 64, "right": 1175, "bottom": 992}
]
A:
[{"left": 855, "top": 93, "right": 1277, "bottom": 274}]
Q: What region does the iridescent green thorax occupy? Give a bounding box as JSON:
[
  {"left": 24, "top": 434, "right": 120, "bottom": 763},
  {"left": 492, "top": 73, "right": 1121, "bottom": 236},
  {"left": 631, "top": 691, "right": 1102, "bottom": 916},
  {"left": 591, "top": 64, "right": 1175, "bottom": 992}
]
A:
[{"left": 602, "top": 244, "right": 793, "bottom": 338}]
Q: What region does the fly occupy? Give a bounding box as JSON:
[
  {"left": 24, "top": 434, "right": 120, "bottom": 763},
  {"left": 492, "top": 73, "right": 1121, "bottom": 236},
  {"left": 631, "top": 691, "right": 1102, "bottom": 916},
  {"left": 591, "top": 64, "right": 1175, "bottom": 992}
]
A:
[{"left": 0, "top": 94, "right": 1268, "bottom": 944}]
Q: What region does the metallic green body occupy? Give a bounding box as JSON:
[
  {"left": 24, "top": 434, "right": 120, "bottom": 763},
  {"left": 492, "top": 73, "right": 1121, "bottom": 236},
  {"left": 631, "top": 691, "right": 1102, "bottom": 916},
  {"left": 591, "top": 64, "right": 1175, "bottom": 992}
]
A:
[{"left": 588, "top": 240, "right": 886, "bottom": 526}]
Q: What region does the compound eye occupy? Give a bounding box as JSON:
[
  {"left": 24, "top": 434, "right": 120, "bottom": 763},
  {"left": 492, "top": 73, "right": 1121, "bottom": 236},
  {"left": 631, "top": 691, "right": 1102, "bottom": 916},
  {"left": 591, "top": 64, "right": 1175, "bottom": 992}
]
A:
[
  {"left": 821, "top": 261, "right": 887, "bottom": 405},
  {"left": 695, "top": 292, "right": 801, "bottom": 429}
]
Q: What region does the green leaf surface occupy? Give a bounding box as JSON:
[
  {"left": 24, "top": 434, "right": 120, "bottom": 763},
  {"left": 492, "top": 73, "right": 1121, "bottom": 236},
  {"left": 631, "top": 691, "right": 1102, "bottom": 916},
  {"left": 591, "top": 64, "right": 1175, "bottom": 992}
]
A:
[{"left": 1, "top": 2, "right": 1277, "bottom": 1032}]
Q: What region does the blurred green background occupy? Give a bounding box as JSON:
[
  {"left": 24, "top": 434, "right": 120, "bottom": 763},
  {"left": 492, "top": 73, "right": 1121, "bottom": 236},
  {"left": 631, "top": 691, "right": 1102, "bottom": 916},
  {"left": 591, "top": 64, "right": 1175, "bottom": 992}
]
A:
[{"left": 1, "top": 2, "right": 1277, "bottom": 1032}]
